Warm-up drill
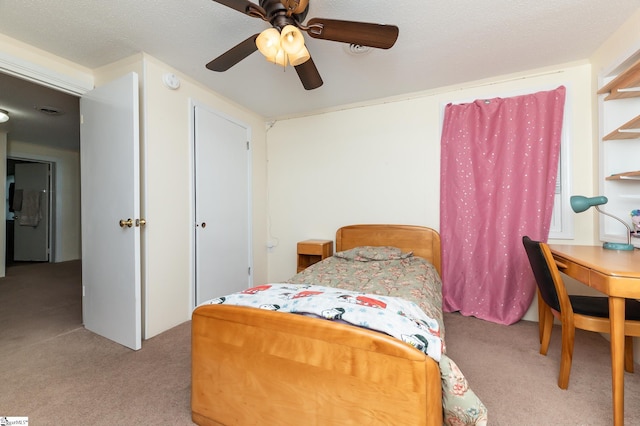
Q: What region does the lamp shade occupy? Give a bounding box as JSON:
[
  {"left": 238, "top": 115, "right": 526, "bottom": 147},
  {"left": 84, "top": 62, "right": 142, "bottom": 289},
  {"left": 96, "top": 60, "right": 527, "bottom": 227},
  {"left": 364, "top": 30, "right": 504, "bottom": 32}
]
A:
[
  {"left": 265, "top": 48, "right": 287, "bottom": 67},
  {"left": 0, "top": 109, "right": 8, "bottom": 123},
  {"left": 280, "top": 25, "right": 305, "bottom": 55},
  {"left": 256, "top": 28, "right": 281, "bottom": 60},
  {"left": 288, "top": 45, "right": 310, "bottom": 66},
  {"left": 570, "top": 195, "right": 608, "bottom": 213}
]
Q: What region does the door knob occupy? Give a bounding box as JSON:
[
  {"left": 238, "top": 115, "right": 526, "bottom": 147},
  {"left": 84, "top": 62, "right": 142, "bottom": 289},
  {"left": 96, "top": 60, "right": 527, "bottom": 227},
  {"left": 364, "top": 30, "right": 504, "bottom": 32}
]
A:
[
  {"left": 119, "top": 218, "right": 133, "bottom": 228},
  {"left": 136, "top": 218, "right": 146, "bottom": 227}
]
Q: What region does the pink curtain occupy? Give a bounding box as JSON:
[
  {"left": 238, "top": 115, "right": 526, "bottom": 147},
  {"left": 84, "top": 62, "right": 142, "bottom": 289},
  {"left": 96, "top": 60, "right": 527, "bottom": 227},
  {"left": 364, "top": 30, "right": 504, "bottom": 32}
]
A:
[{"left": 440, "top": 86, "right": 566, "bottom": 325}]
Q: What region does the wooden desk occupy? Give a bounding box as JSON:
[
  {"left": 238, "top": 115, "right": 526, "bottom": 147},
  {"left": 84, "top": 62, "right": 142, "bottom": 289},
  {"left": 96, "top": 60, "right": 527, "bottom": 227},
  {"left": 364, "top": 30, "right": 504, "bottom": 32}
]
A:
[{"left": 548, "top": 244, "right": 640, "bottom": 426}]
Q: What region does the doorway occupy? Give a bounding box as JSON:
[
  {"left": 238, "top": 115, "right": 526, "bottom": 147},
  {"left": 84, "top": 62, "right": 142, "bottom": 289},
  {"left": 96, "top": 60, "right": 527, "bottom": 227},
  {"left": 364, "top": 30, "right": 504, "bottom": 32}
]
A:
[
  {"left": 1, "top": 68, "right": 141, "bottom": 350},
  {"left": 6, "top": 158, "right": 53, "bottom": 266},
  {"left": 0, "top": 70, "right": 81, "bottom": 271},
  {"left": 0, "top": 69, "right": 82, "bottom": 349}
]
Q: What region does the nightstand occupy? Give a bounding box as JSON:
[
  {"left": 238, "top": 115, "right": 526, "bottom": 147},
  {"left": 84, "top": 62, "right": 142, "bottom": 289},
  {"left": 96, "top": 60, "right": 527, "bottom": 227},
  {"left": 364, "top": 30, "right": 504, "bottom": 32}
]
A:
[{"left": 296, "top": 239, "right": 333, "bottom": 273}]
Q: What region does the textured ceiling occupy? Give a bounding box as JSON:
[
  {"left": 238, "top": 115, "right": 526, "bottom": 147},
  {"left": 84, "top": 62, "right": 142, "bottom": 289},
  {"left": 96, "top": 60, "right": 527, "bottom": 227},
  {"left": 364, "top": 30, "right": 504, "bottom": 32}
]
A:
[
  {"left": 0, "top": 0, "right": 639, "bottom": 149},
  {"left": 0, "top": 72, "right": 79, "bottom": 151}
]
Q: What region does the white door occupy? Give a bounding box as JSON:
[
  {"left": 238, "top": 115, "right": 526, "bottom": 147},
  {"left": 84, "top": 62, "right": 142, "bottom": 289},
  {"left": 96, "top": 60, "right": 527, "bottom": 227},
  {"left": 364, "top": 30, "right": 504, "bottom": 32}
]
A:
[
  {"left": 80, "top": 72, "right": 141, "bottom": 350},
  {"left": 13, "top": 162, "right": 50, "bottom": 262},
  {"left": 194, "top": 105, "right": 251, "bottom": 305}
]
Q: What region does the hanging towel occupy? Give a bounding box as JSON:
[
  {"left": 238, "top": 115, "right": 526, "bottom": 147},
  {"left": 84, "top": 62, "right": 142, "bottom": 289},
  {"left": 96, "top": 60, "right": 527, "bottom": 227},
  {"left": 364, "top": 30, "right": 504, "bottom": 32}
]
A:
[
  {"left": 11, "top": 188, "right": 23, "bottom": 212},
  {"left": 18, "top": 190, "right": 42, "bottom": 227}
]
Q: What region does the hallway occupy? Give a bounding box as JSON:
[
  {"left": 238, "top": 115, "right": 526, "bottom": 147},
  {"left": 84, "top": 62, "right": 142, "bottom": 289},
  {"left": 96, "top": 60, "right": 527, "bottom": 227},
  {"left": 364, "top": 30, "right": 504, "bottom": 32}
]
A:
[{"left": 0, "top": 260, "right": 81, "bottom": 357}]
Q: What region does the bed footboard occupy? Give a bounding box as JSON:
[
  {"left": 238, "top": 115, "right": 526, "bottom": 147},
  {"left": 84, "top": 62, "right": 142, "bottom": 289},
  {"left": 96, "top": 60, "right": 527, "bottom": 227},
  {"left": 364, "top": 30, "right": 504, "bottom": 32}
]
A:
[{"left": 192, "top": 304, "right": 443, "bottom": 426}]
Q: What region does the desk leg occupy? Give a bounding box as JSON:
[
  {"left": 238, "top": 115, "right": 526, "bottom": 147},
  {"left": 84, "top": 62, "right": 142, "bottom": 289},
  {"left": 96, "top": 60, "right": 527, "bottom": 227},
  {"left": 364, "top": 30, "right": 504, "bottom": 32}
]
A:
[{"left": 609, "top": 296, "right": 625, "bottom": 426}]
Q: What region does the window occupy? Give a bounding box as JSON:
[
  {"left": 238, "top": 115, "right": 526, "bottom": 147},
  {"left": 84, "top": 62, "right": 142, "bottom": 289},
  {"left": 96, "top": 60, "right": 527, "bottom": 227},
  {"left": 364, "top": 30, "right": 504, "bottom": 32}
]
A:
[{"left": 548, "top": 101, "right": 573, "bottom": 240}]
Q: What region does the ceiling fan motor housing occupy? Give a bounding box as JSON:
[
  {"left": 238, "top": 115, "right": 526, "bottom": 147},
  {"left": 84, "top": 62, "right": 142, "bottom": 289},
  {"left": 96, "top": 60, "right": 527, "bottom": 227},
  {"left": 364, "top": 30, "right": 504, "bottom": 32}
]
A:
[{"left": 260, "top": 0, "right": 308, "bottom": 27}]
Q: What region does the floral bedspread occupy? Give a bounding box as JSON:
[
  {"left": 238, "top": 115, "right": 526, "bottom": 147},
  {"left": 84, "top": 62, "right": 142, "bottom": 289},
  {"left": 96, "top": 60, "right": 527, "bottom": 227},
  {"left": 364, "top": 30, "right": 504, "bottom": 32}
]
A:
[
  {"left": 287, "top": 246, "right": 445, "bottom": 341},
  {"left": 285, "top": 246, "right": 488, "bottom": 425}
]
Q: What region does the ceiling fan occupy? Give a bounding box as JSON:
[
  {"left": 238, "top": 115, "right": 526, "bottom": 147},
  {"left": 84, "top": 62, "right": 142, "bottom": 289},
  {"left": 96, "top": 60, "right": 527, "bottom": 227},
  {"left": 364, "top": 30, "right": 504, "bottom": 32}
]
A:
[{"left": 206, "top": 0, "right": 399, "bottom": 90}]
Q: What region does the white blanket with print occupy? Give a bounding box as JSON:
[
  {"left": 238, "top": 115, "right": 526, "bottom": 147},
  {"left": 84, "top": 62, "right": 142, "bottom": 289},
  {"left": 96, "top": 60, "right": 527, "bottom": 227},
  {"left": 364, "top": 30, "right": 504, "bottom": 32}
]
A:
[{"left": 201, "top": 283, "right": 442, "bottom": 361}]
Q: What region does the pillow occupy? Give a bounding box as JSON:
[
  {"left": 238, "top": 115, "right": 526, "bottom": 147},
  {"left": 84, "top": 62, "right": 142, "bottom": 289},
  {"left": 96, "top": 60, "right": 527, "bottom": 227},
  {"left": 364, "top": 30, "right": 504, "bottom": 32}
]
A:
[{"left": 334, "top": 246, "right": 413, "bottom": 262}]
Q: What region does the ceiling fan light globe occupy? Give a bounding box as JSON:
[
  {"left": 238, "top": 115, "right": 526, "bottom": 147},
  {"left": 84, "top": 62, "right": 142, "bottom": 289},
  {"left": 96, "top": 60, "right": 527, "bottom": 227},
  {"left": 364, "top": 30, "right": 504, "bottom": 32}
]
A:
[
  {"left": 280, "top": 25, "right": 305, "bottom": 55},
  {"left": 265, "top": 48, "right": 288, "bottom": 67},
  {"left": 256, "top": 28, "right": 281, "bottom": 58},
  {"left": 289, "top": 45, "right": 310, "bottom": 66},
  {"left": 275, "top": 49, "right": 288, "bottom": 67}
]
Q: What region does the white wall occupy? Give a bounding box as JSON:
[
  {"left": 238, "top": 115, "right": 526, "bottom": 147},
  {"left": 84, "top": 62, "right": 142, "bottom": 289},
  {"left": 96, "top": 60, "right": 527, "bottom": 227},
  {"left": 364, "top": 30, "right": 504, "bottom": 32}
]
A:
[
  {"left": 2, "top": 9, "right": 639, "bottom": 338},
  {"left": 591, "top": 9, "right": 640, "bottom": 83},
  {"left": 266, "top": 10, "right": 640, "bottom": 331},
  {"left": 0, "top": 35, "right": 269, "bottom": 339},
  {"left": 142, "top": 56, "right": 267, "bottom": 337},
  {"left": 266, "top": 63, "right": 594, "bottom": 285},
  {"left": 93, "top": 54, "right": 268, "bottom": 338}
]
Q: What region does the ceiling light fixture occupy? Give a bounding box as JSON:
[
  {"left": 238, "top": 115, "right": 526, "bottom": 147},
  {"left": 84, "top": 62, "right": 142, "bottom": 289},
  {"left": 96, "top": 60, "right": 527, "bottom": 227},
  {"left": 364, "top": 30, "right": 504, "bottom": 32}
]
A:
[
  {"left": 0, "top": 109, "right": 9, "bottom": 123},
  {"left": 256, "top": 24, "right": 310, "bottom": 67}
]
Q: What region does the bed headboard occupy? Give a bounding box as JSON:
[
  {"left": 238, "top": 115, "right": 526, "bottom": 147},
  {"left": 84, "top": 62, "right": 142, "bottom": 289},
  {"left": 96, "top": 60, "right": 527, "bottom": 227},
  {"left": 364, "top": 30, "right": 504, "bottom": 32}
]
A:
[{"left": 335, "top": 224, "right": 442, "bottom": 276}]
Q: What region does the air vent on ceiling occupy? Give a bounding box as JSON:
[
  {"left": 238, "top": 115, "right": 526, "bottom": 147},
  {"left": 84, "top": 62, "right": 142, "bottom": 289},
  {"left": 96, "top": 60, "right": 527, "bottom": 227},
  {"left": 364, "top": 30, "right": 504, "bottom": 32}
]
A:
[{"left": 34, "top": 105, "right": 64, "bottom": 116}]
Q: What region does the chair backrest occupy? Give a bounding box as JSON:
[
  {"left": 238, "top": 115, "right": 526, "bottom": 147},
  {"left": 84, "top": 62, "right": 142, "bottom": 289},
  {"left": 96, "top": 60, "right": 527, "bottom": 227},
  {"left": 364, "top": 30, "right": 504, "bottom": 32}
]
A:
[{"left": 522, "top": 236, "right": 563, "bottom": 313}]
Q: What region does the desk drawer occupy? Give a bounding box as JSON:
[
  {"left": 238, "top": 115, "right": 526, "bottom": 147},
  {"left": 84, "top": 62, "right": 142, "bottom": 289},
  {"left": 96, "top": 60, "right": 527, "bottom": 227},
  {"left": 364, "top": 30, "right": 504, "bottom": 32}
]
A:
[{"left": 553, "top": 255, "right": 591, "bottom": 284}]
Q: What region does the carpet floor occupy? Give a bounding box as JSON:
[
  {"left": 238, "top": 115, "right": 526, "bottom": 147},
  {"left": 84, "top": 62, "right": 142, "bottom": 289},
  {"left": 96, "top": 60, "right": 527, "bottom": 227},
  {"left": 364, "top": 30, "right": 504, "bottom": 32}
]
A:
[{"left": 2, "top": 261, "right": 640, "bottom": 425}]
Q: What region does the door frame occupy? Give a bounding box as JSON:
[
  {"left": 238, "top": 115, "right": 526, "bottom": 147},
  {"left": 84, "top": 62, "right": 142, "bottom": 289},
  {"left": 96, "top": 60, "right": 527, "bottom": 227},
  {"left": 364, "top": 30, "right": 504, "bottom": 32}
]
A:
[
  {"left": 0, "top": 51, "right": 93, "bottom": 96},
  {"left": 0, "top": 51, "right": 91, "bottom": 278},
  {"left": 188, "top": 98, "right": 254, "bottom": 309},
  {"left": 2, "top": 49, "right": 145, "bottom": 348},
  {"left": 7, "top": 157, "right": 55, "bottom": 263}
]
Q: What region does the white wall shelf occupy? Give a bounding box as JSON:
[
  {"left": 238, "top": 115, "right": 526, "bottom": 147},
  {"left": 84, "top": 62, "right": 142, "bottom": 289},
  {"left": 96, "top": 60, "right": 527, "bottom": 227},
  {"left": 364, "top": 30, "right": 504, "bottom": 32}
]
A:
[
  {"left": 599, "top": 53, "right": 640, "bottom": 243},
  {"left": 598, "top": 57, "right": 640, "bottom": 99}
]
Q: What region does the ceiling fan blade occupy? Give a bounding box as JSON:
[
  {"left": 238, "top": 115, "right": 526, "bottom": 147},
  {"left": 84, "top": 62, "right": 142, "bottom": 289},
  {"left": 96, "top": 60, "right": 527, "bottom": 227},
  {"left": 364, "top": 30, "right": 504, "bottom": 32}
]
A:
[
  {"left": 211, "top": 0, "right": 266, "bottom": 17},
  {"left": 294, "top": 57, "right": 323, "bottom": 90},
  {"left": 206, "top": 34, "right": 259, "bottom": 71},
  {"left": 306, "top": 18, "right": 399, "bottom": 49}
]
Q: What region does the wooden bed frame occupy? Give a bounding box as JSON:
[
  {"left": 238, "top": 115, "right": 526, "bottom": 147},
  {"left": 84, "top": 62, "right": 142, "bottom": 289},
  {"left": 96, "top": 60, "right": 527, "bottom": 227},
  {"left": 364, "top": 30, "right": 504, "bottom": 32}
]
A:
[{"left": 191, "top": 224, "right": 443, "bottom": 426}]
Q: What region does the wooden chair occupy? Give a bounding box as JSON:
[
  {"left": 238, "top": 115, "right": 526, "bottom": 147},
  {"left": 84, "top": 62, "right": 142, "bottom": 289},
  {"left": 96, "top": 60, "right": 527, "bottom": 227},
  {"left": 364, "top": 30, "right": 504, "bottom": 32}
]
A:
[{"left": 522, "top": 236, "right": 640, "bottom": 389}]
